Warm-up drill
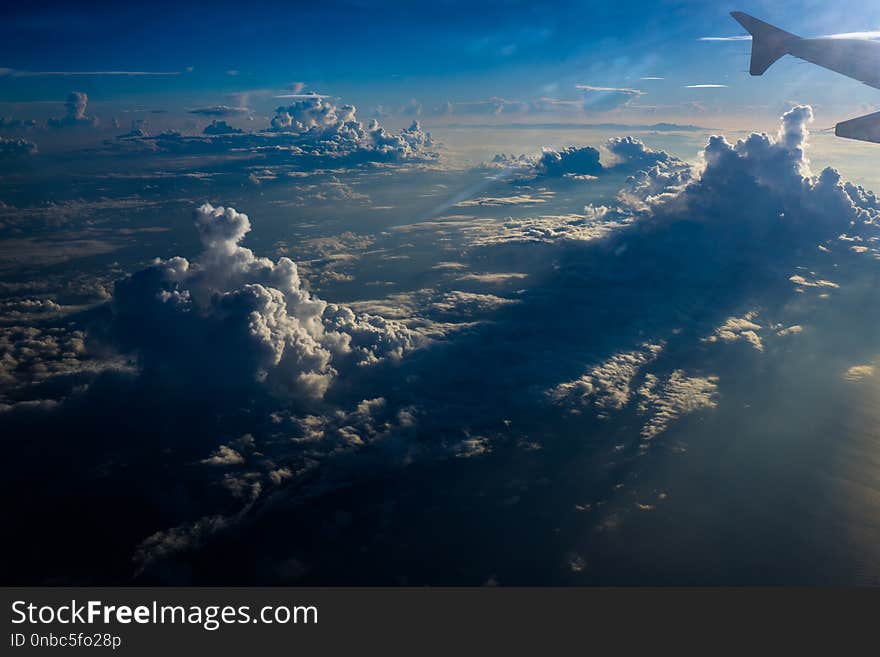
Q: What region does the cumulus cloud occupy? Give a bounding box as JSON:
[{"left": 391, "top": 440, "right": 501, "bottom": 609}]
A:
[
  {"left": 6, "top": 102, "right": 880, "bottom": 584},
  {"left": 703, "top": 312, "right": 764, "bottom": 351},
  {"left": 134, "top": 395, "right": 419, "bottom": 571},
  {"left": 203, "top": 120, "right": 242, "bottom": 135},
  {"left": 0, "top": 117, "right": 38, "bottom": 132},
  {"left": 48, "top": 92, "right": 98, "bottom": 128},
  {"left": 473, "top": 146, "right": 603, "bottom": 180},
  {"left": 200, "top": 444, "right": 245, "bottom": 466},
  {"left": 537, "top": 146, "right": 603, "bottom": 177},
  {"left": 0, "top": 325, "right": 132, "bottom": 412},
  {"left": 620, "top": 106, "right": 879, "bottom": 239},
  {"left": 537, "top": 106, "right": 878, "bottom": 446},
  {"left": 842, "top": 364, "right": 874, "bottom": 382},
  {"left": 549, "top": 343, "right": 664, "bottom": 412},
  {"left": 605, "top": 136, "right": 674, "bottom": 170},
  {"left": 266, "top": 93, "right": 436, "bottom": 162},
  {"left": 112, "top": 203, "right": 422, "bottom": 402},
  {"left": 637, "top": 371, "right": 719, "bottom": 440},
  {"left": 549, "top": 344, "right": 718, "bottom": 442},
  {"left": 476, "top": 136, "right": 689, "bottom": 184},
  {"left": 0, "top": 136, "right": 37, "bottom": 158},
  {"left": 106, "top": 92, "right": 438, "bottom": 168},
  {"left": 789, "top": 274, "right": 839, "bottom": 290}
]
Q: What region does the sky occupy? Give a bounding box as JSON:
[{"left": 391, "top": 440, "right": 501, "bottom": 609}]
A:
[
  {"left": 2, "top": 1, "right": 880, "bottom": 586},
  {"left": 4, "top": 0, "right": 880, "bottom": 132}
]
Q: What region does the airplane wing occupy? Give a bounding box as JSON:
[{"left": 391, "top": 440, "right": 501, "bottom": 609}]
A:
[
  {"left": 835, "top": 110, "right": 880, "bottom": 144},
  {"left": 731, "top": 11, "right": 880, "bottom": 144},
  {"left": 730, "top": 12, "right": 797, "bottom": 75}
]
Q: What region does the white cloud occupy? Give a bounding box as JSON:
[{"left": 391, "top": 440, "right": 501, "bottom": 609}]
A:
[
  {"left": 637, "top": 371, "right": 719, "bottom": 440},
  {"left": 842, "top": 364, "right": 874, "bottom": 382},
  {"left": 576, "top": 84, "right": 645, "bottom": 111},
  {"left": 267, "top": 93, "right": 436, "bottom": 162},
  {"left": 112, "top": 203, "right": 422, "bottom": 402},
  {"left": 201, "top": 445, "right": 245, "bottom": 466},
  {"left": 703, "top": 312, "right": 764, "bottom": 351},
  {"left": 549, "top": 343, "right": 664, "bottom": 412},
  {"left": 48, "top": 91, "right": 98, "bottom": 129}
]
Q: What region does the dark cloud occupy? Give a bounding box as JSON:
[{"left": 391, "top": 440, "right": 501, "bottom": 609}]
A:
[
  {"left": 536, "top": 146, "right": 603, "bottom": 177},
  {"left": 0, "top": 117, "right": 38, "bottom": 132},
  {"left": 202, "top": 120, "right": 242, "bottom": 135},
  {"left": 480, "top": 136, "right": 681, "bottom": 181},
  {"left": 116, "top": 120, "right": 149, "bottom": 139},
  {"left": 0, "top": 136, "right": 38, "bottom": 158}
]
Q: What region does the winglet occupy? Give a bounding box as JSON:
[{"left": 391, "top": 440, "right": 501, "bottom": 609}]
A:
[
  {"left": 835, "top": 111, "right": 880, "bottom": 144},
  {"left": 731, "top": 11, "right": 799, "bottom": 75}
]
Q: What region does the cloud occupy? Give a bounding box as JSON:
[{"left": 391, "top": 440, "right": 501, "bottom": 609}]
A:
[
  {"left": 576, "top": 84, "right": 644, "bottom": 112},
  {"left": 188, "top": 106, "right": 249, "bottom": 117},
  {"left": 111, "top": 203, "right": 422, "bottom": 402},
  {"left": 0, "top": 325, "right": 132, "bottom": 412},
  {"left": 454, "top": 193, "right": 551, "bottom": 207},
  {"left": 0, "top": 117, "right": 38, "bottom": 132},
  {"left": 133, "top": 395, "right": 419, "bottom": 571},
  {"left": 267, "top": 94, "right": 436, "bottom": 162},
  {"left": 842, "top": 364, "right": 874, "bottom": 382},
  {"left": 202, "top": 120, "right": 242, "bottom": 135},
  {"left": 393, "top": 201, "right": 632, "bottom": 248},
  {"left": 537, "top": 146, "right": 603, "bottom": 177},
  {"left": 0, "top": 136, "right": 37, "bottom": 158},
  {"left": 824, "top": 31, "right": 880, "bottom": 40},
  {"left": 637, "top": 371, "right": 719, "bottom": 440},
  {"left": 789, "top": 274, "right": 839, "bottom": 290},
  {"left": 117, "top": 120, "right": 149, "bottom": 139},
  {"left": 629, "top": 105, "right": 876, "bottom": 236},
  {"left": 116, "top": 93, "right": 438, "bottom": 167},
  {"left": 5, "top": 102, "right": 880, "bottom": 584},
  {"left": 48, "top": 91, "right": 98, "bottom": 128},
  {"left": 524, "top": 104, "right": 879, "bottom": 448},
  {"left": 776, "top": 325, "right": 802, "bottom": 336},
  {"left": 605, "top": 136, "right": 674, "bottom": 170},
  {"left": 697, "top": 35, "right": 752, "bottom": 42},
  {"left": 200, "top": 445, "right": 245, "bottom": 466},
  {"left": 700, "top": 31, "right": 880, "bottom": 41},
  {"left": 549, "top": 343, "right": 664, "bottom": 412},
  {"left": 0, "top": 68, "right": 181, "bottom": 77},
  {"left": 476, "top": 136, "right": 685, "bottom": 184},
  {"left": 703, "top": 312, "right": 764, "bottom": 351},
  {"left": 549, "top": 344, "right": 718, "bottom": 442},
  {"left": 452, "top": 434, "right": 491, "bottom": 458},
  {"left": 465, "top": 209, "right": 629, "bottom": 246}
]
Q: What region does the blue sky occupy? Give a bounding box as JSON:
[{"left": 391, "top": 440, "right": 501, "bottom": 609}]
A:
[{"left": 4, "top": 0, "right": 880, "bottom": 128}]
